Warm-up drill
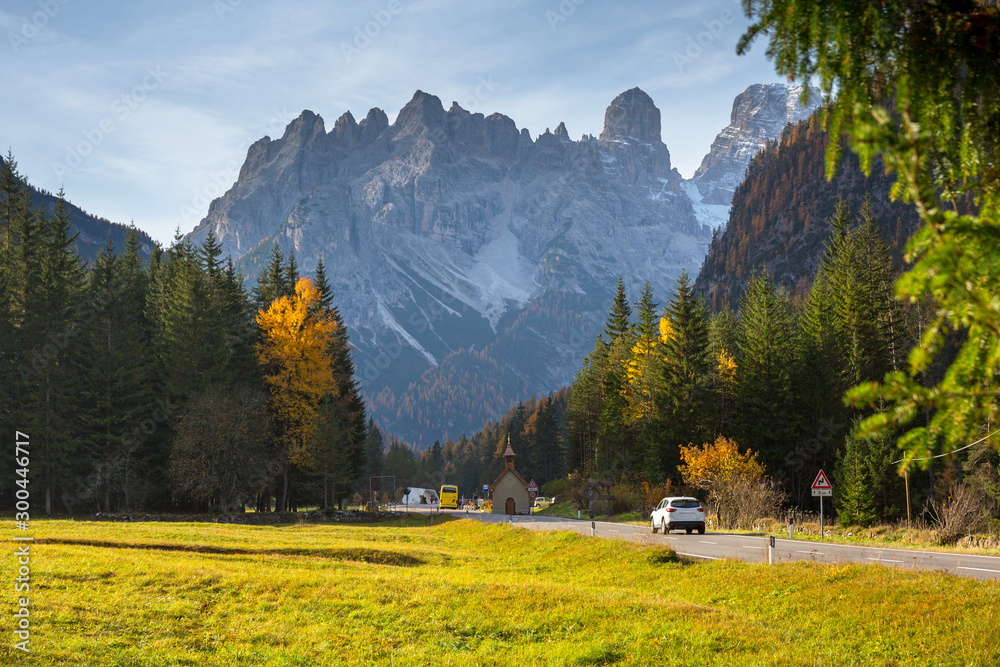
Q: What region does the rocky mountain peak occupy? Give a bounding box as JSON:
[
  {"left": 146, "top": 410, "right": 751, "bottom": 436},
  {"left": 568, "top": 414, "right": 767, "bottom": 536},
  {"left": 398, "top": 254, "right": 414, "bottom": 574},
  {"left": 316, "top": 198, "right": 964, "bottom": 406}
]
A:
[
  {"left": 394, "top": 90, "right": 446, "bottom": 133},
  {"left": 358, "top": 107, "right": 389, "bottom": 145},
  {"left": 281, "top": 109, "right": 326, "bottom": 143},
  {"left": 599, "top": 87, "right": 661, "bottom": 144},
  {"left": 686, "top": 82, "right": 822, "bottom": 209}
]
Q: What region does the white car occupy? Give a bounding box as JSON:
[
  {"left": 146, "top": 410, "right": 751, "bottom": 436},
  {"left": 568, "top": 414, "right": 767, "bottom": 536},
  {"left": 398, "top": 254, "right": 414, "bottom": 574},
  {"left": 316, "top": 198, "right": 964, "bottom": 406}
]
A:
[{"left": 651, "top": 497, "right": 706, "bottom": 535}]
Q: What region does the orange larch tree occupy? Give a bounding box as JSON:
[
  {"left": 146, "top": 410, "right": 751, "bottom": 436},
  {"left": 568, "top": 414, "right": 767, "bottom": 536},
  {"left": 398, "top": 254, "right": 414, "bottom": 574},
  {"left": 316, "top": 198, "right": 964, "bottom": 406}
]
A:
[{"left": 256, "top": 277, "right": 338, "bottom": 511}]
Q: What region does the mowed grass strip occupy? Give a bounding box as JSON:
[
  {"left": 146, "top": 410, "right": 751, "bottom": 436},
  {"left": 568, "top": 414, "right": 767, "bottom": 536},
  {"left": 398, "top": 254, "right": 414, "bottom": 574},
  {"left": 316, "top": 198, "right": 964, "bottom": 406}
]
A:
[{"left": 2, "top": 518, "right": 997, "bottom": 666}]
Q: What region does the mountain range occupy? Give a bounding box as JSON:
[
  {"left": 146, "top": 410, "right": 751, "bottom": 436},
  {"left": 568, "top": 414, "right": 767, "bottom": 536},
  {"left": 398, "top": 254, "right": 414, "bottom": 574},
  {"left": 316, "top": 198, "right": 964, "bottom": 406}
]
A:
[{"left": 186, "top": 83, "right": 820, "bottom": 444}]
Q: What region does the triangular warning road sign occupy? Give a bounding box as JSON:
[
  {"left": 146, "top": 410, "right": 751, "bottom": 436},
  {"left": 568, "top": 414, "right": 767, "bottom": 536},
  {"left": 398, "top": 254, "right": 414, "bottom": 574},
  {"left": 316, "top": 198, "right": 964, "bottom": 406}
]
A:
[{"left": 811, "top": 469, "right": 832, "bottom": 490}]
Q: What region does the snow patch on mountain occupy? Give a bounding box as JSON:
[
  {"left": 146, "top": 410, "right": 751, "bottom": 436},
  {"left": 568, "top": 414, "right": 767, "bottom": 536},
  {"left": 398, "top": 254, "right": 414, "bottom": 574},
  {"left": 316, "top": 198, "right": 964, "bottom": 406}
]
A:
[{"left": 681, "top": 181, "right": 730, "bottom": 231}]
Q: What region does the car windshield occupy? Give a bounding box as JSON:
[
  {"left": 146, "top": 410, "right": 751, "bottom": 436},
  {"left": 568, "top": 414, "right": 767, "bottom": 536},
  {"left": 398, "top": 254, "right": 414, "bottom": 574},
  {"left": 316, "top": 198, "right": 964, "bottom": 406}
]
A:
[{"left": 671, "top": 499, "right": 700, "bottom": 509}]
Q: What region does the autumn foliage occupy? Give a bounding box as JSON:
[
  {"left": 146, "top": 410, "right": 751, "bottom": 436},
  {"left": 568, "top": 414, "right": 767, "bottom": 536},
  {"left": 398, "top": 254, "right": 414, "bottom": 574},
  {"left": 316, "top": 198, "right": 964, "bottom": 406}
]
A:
[
  {"left": 680, "top": 436, "right": 781, "bottom": 529},
  {"left": 256, "top": 277, "right": 338, "bottom": 464}
]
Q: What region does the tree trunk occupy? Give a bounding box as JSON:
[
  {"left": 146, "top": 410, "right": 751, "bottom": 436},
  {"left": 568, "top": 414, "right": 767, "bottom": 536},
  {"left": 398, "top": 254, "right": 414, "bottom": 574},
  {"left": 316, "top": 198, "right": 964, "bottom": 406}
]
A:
[
  {"left": 279, "top": 460, "right": 288, "bottom": 513},
  {"left": 323, "top": 463, "right": 329, "bottom": 510},
  {"left": 45, "top": 380, "right": 52, "bottom": 516}
]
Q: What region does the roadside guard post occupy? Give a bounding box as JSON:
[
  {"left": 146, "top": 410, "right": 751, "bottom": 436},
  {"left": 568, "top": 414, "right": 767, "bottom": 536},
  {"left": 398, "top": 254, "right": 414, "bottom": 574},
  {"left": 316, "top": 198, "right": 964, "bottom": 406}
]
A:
[
  {"left": 591, "top": 521, "right": 595, "bottom": 537},
  {"left": 768, "top": 535, "right": 775, "bottom": 565},
  {"left": 811, "top": 470, "right": 833, "bottom": 536}
]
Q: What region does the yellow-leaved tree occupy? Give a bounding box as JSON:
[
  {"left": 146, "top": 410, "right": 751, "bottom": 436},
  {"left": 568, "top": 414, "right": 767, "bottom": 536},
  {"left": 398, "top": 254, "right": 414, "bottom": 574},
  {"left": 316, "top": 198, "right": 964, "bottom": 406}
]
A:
[
  {"left": 680, "top": 436, "right": 782, "bottom": 529},
  {"left": 622, "top": 314, "right": 675, "bottom": 424},
  {"left": 256, "top": 277, "right": 338, "bottom": 511}
]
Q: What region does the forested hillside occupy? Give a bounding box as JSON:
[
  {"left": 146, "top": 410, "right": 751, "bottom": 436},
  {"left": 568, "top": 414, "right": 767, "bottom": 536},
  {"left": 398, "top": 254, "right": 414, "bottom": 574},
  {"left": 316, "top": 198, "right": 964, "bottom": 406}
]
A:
[
  {"left": 541, "top": 198, "right": 995, "bottom": 521},
  {"left": 1, "top": 153, "right": 154, "bottom": 263},
  {"left": 695, "top": 115, "right": 920, "bottom": 312}
]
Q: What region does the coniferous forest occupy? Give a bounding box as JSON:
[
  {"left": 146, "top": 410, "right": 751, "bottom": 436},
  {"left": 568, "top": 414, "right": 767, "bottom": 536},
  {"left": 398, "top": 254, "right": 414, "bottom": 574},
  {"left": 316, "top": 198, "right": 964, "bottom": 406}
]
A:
[
  {"left": 0, "top": 154, "right": 372, "bottom": 515},
  {"left": 436, "top": 197, "right": 999, "bottom": 534}
]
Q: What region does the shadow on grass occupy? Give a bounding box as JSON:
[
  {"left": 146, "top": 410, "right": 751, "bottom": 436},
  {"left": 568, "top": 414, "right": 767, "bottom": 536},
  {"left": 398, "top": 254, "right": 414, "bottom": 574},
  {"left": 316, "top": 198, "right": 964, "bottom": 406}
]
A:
[{"left": 37, "top": 538, "right": 424, "bottom": 566}]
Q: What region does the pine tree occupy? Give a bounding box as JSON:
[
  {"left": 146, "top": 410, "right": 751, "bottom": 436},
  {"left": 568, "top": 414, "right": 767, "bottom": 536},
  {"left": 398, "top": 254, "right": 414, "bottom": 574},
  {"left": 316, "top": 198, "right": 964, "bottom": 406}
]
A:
[
  {"left": 310, "top": 259, "right": 367, "bottom": 508},
  {"left": 604, "top": 277, "right": 632, "bottom": 342},
  {"left": 35, "top": 192, "right": 87, "bottom": 514},
  {"left": 199, "top": 229, "right": 225, "bottom": 282},
  {"left": 635, "top": 281, "right": 659, "bottom": 342},
  {"left": 734, "top": 272, "right": 800, "bottom": 481},
  {"left": 707, "top": 307, "right": 738, "bottom": 437},
  {"left": 79, "top": 236, "right": 153, "bottom": 512},
  {"left": 531, "top": 394, "right": 562, "bottom": 482},
  {"left": 657, "top": 271, "right": 711, "bottom": 476},
  {"left": 253, "top": 244, "right": 286, "bottom": 311},
  {"left": 314, "top": 257, "right": 333, "bottom": 311},
  {"left": 564, "top": 340, "right": 607, "bottom": 475},
  {"left": 834, "top": 426, "right": 879, "bottom": 528},
  {"left": 744, "top": 0, "right": 1000, "bottom": 460},
  {"left": 285, "top": 250, "right": 299, "bottom": 297}
]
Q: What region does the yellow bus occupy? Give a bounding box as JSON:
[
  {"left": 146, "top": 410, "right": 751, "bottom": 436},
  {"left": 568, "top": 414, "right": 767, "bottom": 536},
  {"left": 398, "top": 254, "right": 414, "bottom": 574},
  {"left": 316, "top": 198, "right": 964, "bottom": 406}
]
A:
[{"left": 439, "top": 485, "right": 459, "bottom": 509}]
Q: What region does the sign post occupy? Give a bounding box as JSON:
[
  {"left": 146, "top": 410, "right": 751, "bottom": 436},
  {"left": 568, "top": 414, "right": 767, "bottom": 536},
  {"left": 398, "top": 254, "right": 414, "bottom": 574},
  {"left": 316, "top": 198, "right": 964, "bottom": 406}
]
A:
[{"left": 811, "top": 469, "right": 833, "bottom": 537}]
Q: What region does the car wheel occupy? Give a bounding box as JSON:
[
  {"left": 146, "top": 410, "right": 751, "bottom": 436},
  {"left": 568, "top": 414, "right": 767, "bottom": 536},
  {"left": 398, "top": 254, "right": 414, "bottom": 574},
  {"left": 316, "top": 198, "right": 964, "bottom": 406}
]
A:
[
  {"left": 698, "top": 525, "right": 705, "bottom": 535},
  {"left": 661, "top": 519, "right": 669, "bottom": 534},
  {"left": 651, "top": 518, "right": 658, "bottom": 534},
  {"left": 685, "top": 527, "right": 693, "bottom": 535}
]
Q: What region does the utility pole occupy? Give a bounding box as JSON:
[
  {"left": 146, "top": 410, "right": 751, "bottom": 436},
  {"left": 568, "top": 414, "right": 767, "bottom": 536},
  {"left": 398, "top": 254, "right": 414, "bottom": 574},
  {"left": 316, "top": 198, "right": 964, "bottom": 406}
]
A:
[{"left": 905, "top": 471, "right": 911, "bottom": 527}]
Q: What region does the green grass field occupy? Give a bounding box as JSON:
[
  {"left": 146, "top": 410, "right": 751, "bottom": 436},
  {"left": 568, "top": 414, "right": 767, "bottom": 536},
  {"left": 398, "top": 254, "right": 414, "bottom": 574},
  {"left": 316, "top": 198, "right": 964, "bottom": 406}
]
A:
[{"left": 3, "top": 517, "right": 999, "bottom": 666}]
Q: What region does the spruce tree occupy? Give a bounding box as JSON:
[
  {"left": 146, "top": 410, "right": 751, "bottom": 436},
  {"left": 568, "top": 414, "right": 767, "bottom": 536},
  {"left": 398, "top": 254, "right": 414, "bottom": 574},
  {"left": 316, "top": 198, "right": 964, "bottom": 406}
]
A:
[
  {"left": 834, "top": 425, "right": 879, "bottom": 528},
  {"left": 734, "top": 272, "right": 800, "bottom": 482},
  {"left": 308, "top": 258, "right": 367, "bottom": 508},
  {"left": 604, "top": 277, "right": 632, "bottom": 342},
  {"left": 35, "top": 192, "right": 86, "bottom": 513},
  {"left": 79, "top": 236, "right": 153, "bottom": 512},
  {"left": 657, "top": 271, "right": 711, "bottom": 476},
  {"left": 707, "top": 307, "right": 738, "bottom": 437},
  {"left": 285, "top": 250, "right": 299, "bottom": 297},
  {"left": 564, "top": 340, "right": 608, "bottom": 475},
  {"left": 253, "top": 244, "right": 286, "bottom": 311},
  {"left": 635, "top": 281, "right": 659, "bottom": 343}
]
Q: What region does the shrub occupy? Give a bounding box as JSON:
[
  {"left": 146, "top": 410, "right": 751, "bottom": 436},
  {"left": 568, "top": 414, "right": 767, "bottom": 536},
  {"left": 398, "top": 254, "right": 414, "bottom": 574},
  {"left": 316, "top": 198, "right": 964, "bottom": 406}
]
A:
[
  {"left": 609, "top": 481, "right": 642, "bottom": 515},
  {"left": 541, "top": 478, "right": 571, "bottom": 499},
  {"left": 929, "top": 478, "right": 989, "bottom": 545},
  {"left": 680, "top": 436, "right": 772, "bottom": 529}
]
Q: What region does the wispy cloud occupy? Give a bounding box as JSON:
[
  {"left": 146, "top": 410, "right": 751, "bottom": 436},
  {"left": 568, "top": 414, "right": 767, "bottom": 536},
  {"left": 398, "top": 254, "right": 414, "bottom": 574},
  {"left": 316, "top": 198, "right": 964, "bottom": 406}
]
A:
[{"left": 0, "top": 0, "right": 780, "bottom": 243}]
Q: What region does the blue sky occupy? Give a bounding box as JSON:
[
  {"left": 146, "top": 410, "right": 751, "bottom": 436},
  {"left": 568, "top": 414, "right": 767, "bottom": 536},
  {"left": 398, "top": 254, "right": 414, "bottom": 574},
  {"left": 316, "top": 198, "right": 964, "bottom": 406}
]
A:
[{"left": 1, "top": 0, "right": 782, "bottom": 244}]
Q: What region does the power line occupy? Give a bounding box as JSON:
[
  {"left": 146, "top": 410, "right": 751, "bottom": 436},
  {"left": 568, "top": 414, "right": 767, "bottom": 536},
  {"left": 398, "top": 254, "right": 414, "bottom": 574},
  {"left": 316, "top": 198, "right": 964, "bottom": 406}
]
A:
[{"left": 891, "top": 428, "right": 1000, "bottom": 465}]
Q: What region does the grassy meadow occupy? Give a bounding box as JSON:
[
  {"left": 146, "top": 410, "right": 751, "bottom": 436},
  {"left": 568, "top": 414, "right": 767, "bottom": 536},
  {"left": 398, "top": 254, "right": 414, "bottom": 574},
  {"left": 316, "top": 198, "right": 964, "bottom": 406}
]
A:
[{"left": 2, "top": 516, "right": 999, "bottom": 666}]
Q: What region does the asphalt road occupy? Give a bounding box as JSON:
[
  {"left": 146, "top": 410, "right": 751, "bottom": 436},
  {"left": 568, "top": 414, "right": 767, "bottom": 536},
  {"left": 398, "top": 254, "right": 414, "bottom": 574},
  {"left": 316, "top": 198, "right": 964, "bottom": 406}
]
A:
[{"left": 410, "top": 506, "right": 1000, "bottom": 581}]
